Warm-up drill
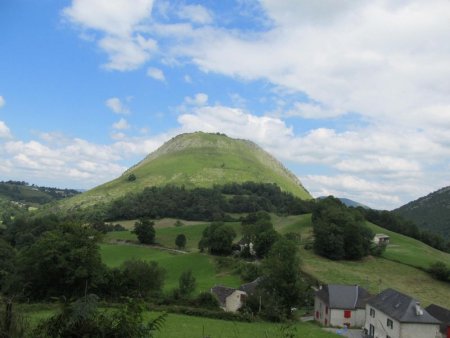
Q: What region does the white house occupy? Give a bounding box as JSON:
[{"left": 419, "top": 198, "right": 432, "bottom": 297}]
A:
[
  {"left": 314, "top": 284, "right": 371, "bottom": 328},
  {"left": 211, "top": 285, "right": 247, "bottom": 312},
  {"left": 364, "top": 288, "right": 441, "bottom": 338}
]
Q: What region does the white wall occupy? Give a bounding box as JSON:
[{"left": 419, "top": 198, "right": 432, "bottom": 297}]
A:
[
  {"left": 400, "top": 323, "right": 441, "bottom": 338},
  {"left": 364, "top": 304, "right": 441, "bottom": 338},
  {"left": 225, "top": 290, "right": 246, "bottom": 312},
  {"left": 314, "top": 296, "right": 365, "bottom": 328}
]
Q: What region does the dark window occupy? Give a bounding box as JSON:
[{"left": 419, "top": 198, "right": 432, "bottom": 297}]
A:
[
  {"left": 325, "top": 306, "right": 328, "bottom": 314},
  {"left": 370, "top": 308, "right": 376, "bottom": 317},
  {"left": 344, "top": 310, "right": 352, "bottom": 318},
  {"left": 387, "top": 318, "right": 393, "bottom": 329},
  {"left": 316, "top": 311, "right": 319, "bottom": 319}
]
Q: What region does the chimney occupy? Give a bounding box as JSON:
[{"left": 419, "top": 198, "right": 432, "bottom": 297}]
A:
[{"left": 415, "top": 302, "right": 423, "bottom": 316}]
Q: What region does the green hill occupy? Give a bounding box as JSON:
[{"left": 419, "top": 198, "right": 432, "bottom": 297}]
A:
[
  {"left": 60, "top": 132, "right": 311, "bottom": 209},
  {"left": 394, "top": 186, "right": 450, "bottom": 239}
]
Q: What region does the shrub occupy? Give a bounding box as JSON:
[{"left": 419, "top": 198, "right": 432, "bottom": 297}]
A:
[{"left": 428, "top": 261, "right": 450, "bottom": 282}]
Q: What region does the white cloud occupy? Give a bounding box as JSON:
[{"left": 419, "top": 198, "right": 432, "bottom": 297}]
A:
[
  {"left": 0, "top": 96, "right": 5, "bottom": 108},
  {"left": 177, "top": 4, "right": 213, "bottom": 25},
  {"left": 105, "top": 97, "right": 130, "bottom": 114},
  {"left": 0, "top": 121, "right": 12, "bottom": 139},
  {"left": 112, "top": 118, "right": 130, "bottom": 130},
  {"left": 286, "top": 102, "right": 344, "bottom": 119},
  {"left": 184, "top": 93, "right": 208, "bottom": 106},
  {"left": 63, "top": 0, "right": 156, "bottom": 71},
  {"left": 146, "top": 67, "right": 165, "bottom": 81}
]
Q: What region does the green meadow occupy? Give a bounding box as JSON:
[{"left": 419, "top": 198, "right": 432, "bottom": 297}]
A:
[{"left": 100, "top": 244, "right": 240, "bottom": 292}]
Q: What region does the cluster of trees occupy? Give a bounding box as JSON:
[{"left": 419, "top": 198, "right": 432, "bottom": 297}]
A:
[
  {"left": 240, "top": 211, "right": 279, "bottom": 258},
  {"left": 104, "top": 183, "right": 314, "bottom": 222},
  {"left": 312, "top": 197, "right": 374, "bottom": 260},
  {"left": 428, "top": 261, "right": 450, "bottom": 282},
  {"left": 198, "top": 222, "right": 236, "bottom": 255},
  {"left": 363, "top": 209, "right": 450, "bottom": 253}
]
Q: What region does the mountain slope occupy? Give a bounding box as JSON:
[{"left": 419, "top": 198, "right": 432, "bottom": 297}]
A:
[
  {"left": 394, "top": 186, "right": 450, "bottom": 239},
  {"left": 61, "top": 132, "right": 311, "bottom": 209}
]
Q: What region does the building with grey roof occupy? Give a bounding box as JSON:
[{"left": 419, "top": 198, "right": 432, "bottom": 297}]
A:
[
  {"left": 425, "top": 304, "right": 450, "bottom": 338},
  {"left": 364, "top": 289, "right": 441, "bottom": 338},
  {"left": 314, "top": 284, "right": 371, "bottom": 328}
]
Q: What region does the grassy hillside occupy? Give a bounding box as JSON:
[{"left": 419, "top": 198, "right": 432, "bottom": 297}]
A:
[
  {"left": 60, "top": 132, "right": 311, "bottom": 209},
  {"left": 293, "top": 217, "right": 450, "bottom": 308},
  {"left": 395, "top": 186, "right": 450, "bottom": 239}
]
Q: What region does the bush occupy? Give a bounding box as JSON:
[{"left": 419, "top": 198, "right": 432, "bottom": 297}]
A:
[
  {"left": 175, "top": 234, "right": 187, "bottom": 249},
  {"left": 127, "top": 174, "right": 136, "bottom": 182},
  {"left": 428, "top": 261, "right": 450, "bottom": 282},
  {"left": 194, "top": 292, "right": 220, "bottom": 309}
]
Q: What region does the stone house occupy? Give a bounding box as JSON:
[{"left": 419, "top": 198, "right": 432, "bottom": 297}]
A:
[
  {"left": 364, "top": 288, "right": 441, "bottom": 338},
  {"left": 314, "top": 284, "right": 371, "bottom": 328},
  {"left": 373, "top": 234, "right": 390, "bottom": 245}
]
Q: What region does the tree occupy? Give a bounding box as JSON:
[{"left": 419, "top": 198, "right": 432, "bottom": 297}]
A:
[
  {"left": 175, "top": 234, "right": 186, "bottom": 249},
  {"left": 198, "top": 222, "right": 236, "bottom": 255},
  {"left": 127, "top": 174, "right": 136, "bottom": 182},
  {"left": 118, "top": 260, "right": 165, "bottom": 299},
  {"left": 253, "top": 229, "right": 279, "bottom": 258},
  {"left": 16, "top": 224, "right": 105, "bottom": 300},
  {"left": 260, "top": 238, "right": 307, "bottom": 319},
  {"left": 178, "top": 270, "right": 196, "bottom": 297},
  {"left": 428, "top": 261, "right": 450, "bottom": 282},
  {"left": 133, "top": 219, "right": 155, "bottom": 244}
]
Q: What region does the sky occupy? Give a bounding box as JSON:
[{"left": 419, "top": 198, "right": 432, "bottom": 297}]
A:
[{"left": 1, "top": 0, "right": 450, "bottom": 210}]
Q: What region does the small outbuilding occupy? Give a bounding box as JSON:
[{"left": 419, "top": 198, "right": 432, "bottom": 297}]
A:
[
  {"left": 373, "top": 233, "right": 390, "bottom": 245},
  {"left": 314, "top": 284, "right": 371, "bottom": 328}
]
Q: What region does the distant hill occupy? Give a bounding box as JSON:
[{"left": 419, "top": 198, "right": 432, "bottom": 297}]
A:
[
  {"left": 0, "top": 181, "right": 80, "bottom": 205},
  {"left": 60, "top": 132, "right": 311, "bottom": 209},
  {"left": 317, "top": 196, "right": 370, "bottom": 209},
  {"left": 394, "top": 186, "right": 450, "bottom": 239}
]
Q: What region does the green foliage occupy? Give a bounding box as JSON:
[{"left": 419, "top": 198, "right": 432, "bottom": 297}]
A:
[
  {"left": 260, "top": 238, "right": 307, "bottom": 320},
  {"left": 175, "top": 234, "right": 186, "bottom": 249},
  {"left": 238, "top": 263, "right": 261, "bottom": 283},
  {"left": 0, "top": 239, "right": 15, "bottom": 292},
  {"left": 108, "top": 260, "right": 166, "bottom": 299},
  {"left": 313, "top": 197, "right": 373, "bottom": 260},
  {"left": 428, "top": 261, "right": 450, "bottom": 282},
  {"left": 395, "top": 186, "right": 450, "bottom": 240},
  {"left": 0, "top": 299, "right": 29, "bottom": 338},
  {"left": 253, "top": 229, "right": 279, "bottom": 258},
  {"left": 133, "top": 219, "right": 155, "bottom": 244},
  {"left": 128, "top": 174, "right": 137, "bottom": 182},
  {"left": 105, "top": 183, "right": 313, "bottom": 222},
  {"left": 199, "top": 222, "right": 236, "bottom": 255},
  {"left": 178, "top": 270, "right": 196, "bottom": 297},
  {"left": 32, "top": 295, "right": 166, "bottom": 338},
  {"left": 16, "top": 223, "right": 105, "bottom": 300},
  {"left": 194, "top": 292, "right": 220, "bottom": 309}
]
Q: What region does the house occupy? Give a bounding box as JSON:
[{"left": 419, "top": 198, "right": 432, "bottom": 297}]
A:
[
  {"left": 314, "top": 284, "right": 371, "bottom": 328},
  {"left": 425, "top": 304, "right": 450, "bottom": 338},
  {"left": 373, "top": 234, "right": 390, "bottom": 245},
  {"left": 364, "top": 288, "right": 441, "bottom": 338},
  {"left": 211, "top": 285, "right": 247, "bottom": 312},
  {"left": 211, "top": 278, "right": 262, "bottom": 313}
]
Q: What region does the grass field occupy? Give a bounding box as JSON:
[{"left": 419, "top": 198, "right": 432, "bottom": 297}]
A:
[
  {"left": 149, "top": 312, "right": 338, "bottom": 338},
  {"left": 100, "top": 244, "right": 240, "bottom": 292},
  {"left": 24, "top": 307, "right": 338, "bottom": 338},
  {"left": 366, "top": 222, "right": 450, "bottom": 269}
]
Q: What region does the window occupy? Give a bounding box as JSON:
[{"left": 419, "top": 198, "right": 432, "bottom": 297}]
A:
[
  {"left": 344, "top": 310, "right": 352, "bottom": 318},
  {"left": 325, "top": 306, "right": 328, "bottom": 314},
  {"left": 316, "top": 311, "right": 319, "bottom": 319},
  {"left": 387, "top": 318, "right": 393, "bottom": 329},
  {"left": 370, "top": 308, "right": 376, "bottom": 318}
]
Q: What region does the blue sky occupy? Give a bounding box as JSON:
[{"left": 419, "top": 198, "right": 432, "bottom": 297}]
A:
[{"left": 1, "top": 0, "right": 450, "bottom": 209}]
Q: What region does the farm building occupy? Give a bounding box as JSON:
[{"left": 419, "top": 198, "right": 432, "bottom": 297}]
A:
[
  {"left": 373, "top": 233, "right": 390, "bottom": 245},
  {"left": 314, "top": 284, "right": 371, "bottom": 328},
  {"left": 364, "top": 288, "right": 441, "bottom": 338},
  {"left": 211, "top": 285, "right": 247, "bottom": 312}
]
